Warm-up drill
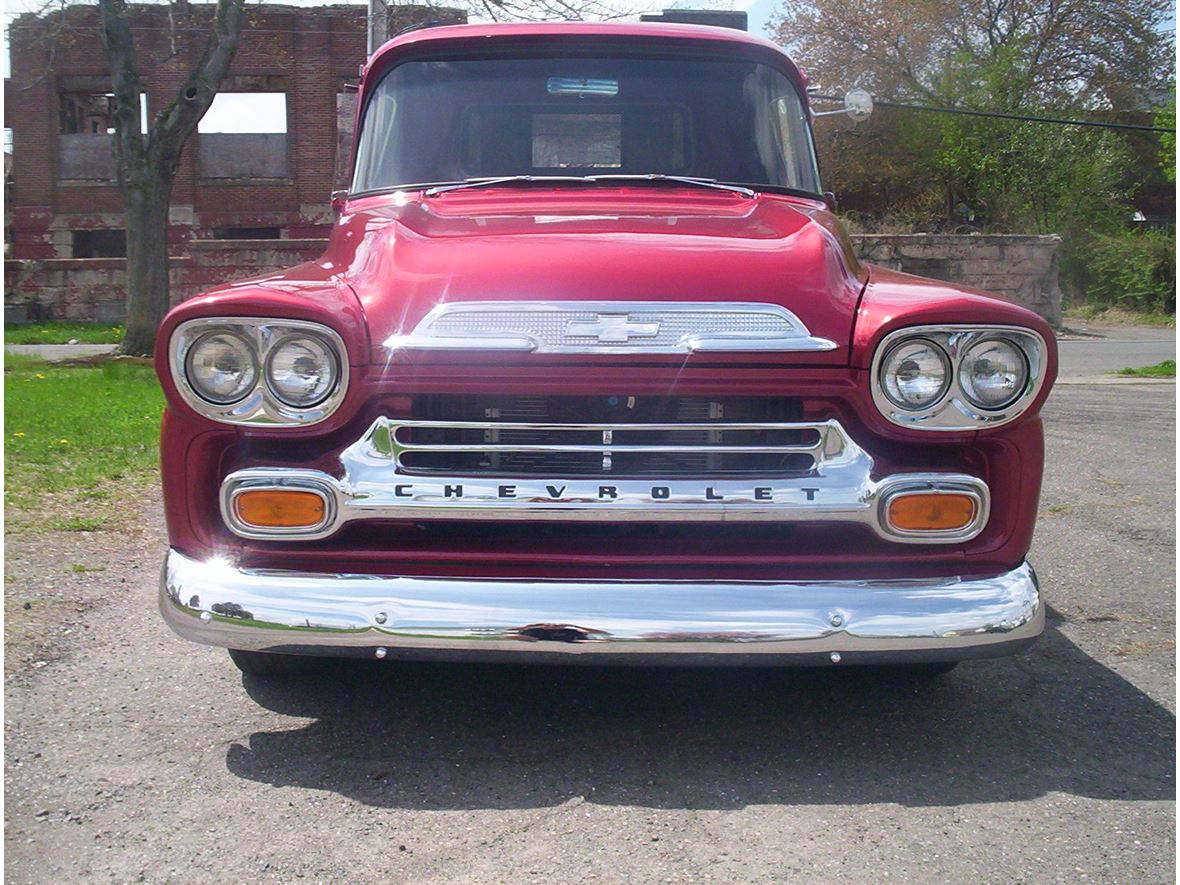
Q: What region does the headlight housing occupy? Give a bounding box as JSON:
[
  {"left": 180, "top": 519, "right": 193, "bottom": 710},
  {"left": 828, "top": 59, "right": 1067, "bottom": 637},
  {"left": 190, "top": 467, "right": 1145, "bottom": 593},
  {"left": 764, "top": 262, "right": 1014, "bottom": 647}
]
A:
[
  {"left": 879, "top": 338, "right": 951, "bottom": 410},
  {"left": 870, "top": 326, "right": 1045, "bottom": 431},
  {"left": 169, "top": 318, "right": 348, "bottom": 425},
  {"left": 957, "top": 338, "right": 1028, "bottom": 409},
  {"left": 184, "top": 331, "right": 258, "bottom": 405},
  {"left": 265, "top": 334, "right": 340, "bottom": 408}
]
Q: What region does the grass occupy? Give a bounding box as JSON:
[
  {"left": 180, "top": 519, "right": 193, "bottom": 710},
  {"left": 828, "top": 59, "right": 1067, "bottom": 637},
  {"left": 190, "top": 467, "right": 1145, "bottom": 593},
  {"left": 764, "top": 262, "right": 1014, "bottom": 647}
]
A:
[
  {"left": 1117, "top": 360, "right": 1176, "bottom": 378},
  {"left": 4, "top": 356, "right": 162, "bottom": 509},
  {"left": 5, "top": 322, "right": 125, "bottom": 345}
]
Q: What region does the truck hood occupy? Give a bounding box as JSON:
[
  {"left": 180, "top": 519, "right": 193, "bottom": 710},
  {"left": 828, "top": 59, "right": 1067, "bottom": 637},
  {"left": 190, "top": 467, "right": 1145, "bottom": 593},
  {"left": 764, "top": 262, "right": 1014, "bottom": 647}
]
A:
[{"left": 330, "top": 188, "right": 866, "bottom": 365}]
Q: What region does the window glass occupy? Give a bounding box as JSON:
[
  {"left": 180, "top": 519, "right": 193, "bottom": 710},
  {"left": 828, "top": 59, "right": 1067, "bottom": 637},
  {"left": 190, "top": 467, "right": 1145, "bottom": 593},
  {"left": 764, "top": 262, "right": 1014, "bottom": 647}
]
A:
[{"left": 353, "top": 55, "right": 820, "bottom": 194}]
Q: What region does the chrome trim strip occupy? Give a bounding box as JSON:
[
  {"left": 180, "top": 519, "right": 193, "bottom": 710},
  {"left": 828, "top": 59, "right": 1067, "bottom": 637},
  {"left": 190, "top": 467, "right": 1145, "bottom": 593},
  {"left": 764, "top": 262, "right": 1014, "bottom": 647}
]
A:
[
  {"left": 220, "top": 466, "right": 989, "bottom": 542},
  {"left": 168, "top": 317, "right": 350, "bottom": 427},
  {"left": 160, "top": 550, "right": 1043, "bottom": 662},
  {"left": 870, "top": 325, "right": 1047, "bottom": 431},
  {"left": 384, "top": 301, "right": 838, "bottom": 354},
  {"left": 218, "top": 417, "right": 990, "bottom": 543}
]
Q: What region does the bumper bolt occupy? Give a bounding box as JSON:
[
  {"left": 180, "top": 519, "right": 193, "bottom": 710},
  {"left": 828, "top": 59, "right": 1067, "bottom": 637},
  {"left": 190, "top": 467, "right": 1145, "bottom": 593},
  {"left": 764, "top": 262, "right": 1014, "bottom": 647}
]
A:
[
  {"left": 375, "top": 612, "right": 388, "bottom": 625},
  {"left": 829, "top": 614, "right": 844, "bottom": 628},
  {"left": 829, "top": 652, "right": 842, "bottom": 664},
  {"left": 375, "top": 647, "right": 388, "bottom": 659}
]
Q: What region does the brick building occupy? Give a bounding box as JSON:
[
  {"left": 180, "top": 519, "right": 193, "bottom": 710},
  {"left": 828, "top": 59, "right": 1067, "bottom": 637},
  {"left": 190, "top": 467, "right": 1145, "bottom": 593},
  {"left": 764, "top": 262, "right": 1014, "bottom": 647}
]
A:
[{"left": 4, "top": 3, "right": 464, "bottom": 261}]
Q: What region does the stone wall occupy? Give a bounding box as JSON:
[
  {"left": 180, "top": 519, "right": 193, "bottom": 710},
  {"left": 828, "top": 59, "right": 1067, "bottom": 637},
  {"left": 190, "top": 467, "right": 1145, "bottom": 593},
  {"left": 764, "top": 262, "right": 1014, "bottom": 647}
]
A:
[
  {"left": 6, "top": 234, "right": 1064, "bottom": 327},
  {"left": 4, "top": 239, "right": 327, "bottom": 324},
  {"left": 851, "top": 234, "right": 1062, "bottom": 327}
]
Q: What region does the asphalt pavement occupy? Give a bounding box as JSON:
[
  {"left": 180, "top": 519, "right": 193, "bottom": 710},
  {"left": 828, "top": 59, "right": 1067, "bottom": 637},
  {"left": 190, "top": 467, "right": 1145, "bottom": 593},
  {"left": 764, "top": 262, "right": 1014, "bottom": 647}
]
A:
[
  {"left": 3, "top": 335, "right": 1174, "bottom": 883},
  {"left": 1057, "top": 323, "right": 1175, "bottom": 377}
]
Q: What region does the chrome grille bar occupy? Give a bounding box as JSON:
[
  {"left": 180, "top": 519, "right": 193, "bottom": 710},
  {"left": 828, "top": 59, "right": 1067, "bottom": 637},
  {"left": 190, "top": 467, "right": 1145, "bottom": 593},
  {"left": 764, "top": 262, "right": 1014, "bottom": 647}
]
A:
[{"left": 377, "top": 419, "right": 841, "bottom": 475}]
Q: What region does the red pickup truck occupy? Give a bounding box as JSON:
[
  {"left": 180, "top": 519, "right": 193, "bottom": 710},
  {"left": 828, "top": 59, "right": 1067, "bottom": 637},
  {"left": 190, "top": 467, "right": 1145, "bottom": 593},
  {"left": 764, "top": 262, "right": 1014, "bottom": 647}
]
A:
[{"left": 155, "top": 22, "right": 1055, "bottom": 678}]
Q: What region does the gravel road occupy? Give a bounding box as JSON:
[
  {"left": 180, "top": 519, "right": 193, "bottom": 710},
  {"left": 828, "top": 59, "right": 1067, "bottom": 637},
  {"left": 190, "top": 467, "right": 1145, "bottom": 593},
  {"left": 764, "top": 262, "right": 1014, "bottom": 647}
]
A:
[{"left": 4, "top": 382, "right": 1174, "bottom": 884}]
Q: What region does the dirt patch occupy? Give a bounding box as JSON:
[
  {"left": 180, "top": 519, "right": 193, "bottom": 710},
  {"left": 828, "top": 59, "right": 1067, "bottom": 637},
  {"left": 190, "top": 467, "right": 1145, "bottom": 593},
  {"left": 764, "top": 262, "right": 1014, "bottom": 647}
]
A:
[{"left": 4, "top": 480, "right": 164, "bottom": 674}]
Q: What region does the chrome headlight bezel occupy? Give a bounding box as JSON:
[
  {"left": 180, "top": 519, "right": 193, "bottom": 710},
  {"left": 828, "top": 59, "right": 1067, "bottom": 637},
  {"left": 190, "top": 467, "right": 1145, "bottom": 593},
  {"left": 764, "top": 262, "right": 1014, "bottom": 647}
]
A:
[
  {"left": 170, "top": 317, "right": 349, "bottom": 426},
  {"left": 870, "top": 325, "right": 1047, "bottom": 431}
]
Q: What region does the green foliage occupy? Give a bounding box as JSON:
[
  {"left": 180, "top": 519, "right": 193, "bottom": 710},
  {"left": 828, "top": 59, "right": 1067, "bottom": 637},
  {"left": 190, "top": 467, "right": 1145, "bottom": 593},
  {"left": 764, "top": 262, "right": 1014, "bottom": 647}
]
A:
[
  {"left": 4, "top": 323, "right": 124, "bottom": 345},
  {"left": 1156, "top": 93, "right": 1176, "bottom": 184},
  {"left": 4, "top": 358, "right": 162, "bottom": 508},
  {"left": 1118, "top": 359, "right": 1176, "bottom": 377},
  {"left": 1086, "top": 230, "right": 1176, "bottom": 314}
]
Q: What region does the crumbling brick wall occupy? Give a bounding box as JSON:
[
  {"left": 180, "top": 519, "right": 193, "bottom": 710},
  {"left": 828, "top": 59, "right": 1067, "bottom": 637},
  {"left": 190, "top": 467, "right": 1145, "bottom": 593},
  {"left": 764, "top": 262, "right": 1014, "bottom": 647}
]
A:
[
  {"left": 6, "top": 235, "right": 1065, "bottom": 326},
  {"left": 852, "top": 234, "right": 1063, "bottom": 327}
]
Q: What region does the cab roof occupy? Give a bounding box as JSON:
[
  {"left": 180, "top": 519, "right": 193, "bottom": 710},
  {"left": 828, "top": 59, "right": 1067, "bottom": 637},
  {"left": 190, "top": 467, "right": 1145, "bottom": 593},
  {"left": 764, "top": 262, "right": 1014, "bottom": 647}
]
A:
[{"left": 362, "top": 21, "right": 809, "bottom": 99}]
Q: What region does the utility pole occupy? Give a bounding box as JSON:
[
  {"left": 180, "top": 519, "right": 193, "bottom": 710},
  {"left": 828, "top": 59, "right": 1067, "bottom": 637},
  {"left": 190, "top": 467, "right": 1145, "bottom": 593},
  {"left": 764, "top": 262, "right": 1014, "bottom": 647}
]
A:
[{"left": 367, "top": 0, "right": 387, "bottom": 57}]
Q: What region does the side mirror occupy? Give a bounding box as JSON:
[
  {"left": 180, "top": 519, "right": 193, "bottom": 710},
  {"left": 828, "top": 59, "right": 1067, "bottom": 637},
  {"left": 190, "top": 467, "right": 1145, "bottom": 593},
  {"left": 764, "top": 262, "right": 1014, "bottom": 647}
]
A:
[
  {"left": 812, "top": 88, "right": 874, "bottom": 122},
  {"left": 330, "top": 190, "right": 348, "bottom": 217},
  {"left": 823, "top": 192, "right": 838, "bottom": 212}
]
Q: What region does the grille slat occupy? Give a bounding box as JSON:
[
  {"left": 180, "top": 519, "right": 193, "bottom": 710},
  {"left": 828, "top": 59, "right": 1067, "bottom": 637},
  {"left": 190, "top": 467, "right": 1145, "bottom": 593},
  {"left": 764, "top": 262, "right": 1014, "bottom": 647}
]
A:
[{"left": 402, "top": 395, "right": 816, "bottom": 478}]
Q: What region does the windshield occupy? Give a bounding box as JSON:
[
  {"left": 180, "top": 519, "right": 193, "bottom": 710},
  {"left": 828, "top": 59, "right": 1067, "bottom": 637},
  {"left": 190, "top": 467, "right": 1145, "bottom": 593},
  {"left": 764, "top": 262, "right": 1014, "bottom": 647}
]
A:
[{"left": 352, "top": 54, "right": 821, "bottom": 195}]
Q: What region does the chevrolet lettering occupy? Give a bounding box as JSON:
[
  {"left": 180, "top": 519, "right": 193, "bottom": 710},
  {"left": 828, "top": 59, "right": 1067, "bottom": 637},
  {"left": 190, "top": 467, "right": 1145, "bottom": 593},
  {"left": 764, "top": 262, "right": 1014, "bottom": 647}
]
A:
[{"left": 155, "top": 21, "right": 1056, "bottom": 680}]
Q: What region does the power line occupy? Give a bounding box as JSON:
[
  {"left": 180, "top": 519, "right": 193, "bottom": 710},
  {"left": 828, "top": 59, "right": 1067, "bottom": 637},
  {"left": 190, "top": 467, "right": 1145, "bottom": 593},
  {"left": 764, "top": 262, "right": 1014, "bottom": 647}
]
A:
[{"left": 811, "top": 93, "right": 1175, "bottom": 134}]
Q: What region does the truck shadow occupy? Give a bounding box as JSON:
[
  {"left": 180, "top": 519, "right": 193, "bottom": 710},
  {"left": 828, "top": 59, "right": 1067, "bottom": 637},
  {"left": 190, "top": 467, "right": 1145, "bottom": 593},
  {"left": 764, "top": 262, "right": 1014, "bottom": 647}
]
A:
[{"left": 225, "top": 608, "right": 1174, "bottom": 809}]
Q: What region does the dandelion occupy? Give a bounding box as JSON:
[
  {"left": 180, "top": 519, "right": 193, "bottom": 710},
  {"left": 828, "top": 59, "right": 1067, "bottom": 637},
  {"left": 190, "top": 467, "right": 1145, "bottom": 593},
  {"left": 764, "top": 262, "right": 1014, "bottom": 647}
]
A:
[
  {"left": 13, "top": 432, "right": 25, "bottom": 438},
  {"left": 35, "top": 373, "right": 45, "bottom": 380},
  {"left": 58, "top": 438, "right": 69, "bottom": 445}
]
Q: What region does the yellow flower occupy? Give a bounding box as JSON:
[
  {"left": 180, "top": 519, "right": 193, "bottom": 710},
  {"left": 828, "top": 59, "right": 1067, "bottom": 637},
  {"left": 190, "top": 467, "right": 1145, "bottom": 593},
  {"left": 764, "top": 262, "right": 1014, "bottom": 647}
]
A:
[
  {"left": 58, "top": 438, "right": 69, "bottom": 445},
  {"left": 35, "top": 373, "right": 45, "bottom": 379},
  {"left": 13, "top": 432, "right": 25, "bottom": 438}
]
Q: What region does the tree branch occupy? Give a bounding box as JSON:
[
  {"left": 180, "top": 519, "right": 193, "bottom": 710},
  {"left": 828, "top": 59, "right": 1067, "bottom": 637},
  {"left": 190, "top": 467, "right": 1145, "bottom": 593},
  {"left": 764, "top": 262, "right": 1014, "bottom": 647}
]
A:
[{"left": 148, "top": 0, "right": 245, "bottom": 169}]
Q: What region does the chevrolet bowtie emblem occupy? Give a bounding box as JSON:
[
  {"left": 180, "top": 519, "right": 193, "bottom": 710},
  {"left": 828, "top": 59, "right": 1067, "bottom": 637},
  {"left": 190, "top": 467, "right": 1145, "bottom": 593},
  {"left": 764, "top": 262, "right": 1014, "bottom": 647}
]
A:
[{"left": 565, "top": 314, "right": 661, "bottom": 343}]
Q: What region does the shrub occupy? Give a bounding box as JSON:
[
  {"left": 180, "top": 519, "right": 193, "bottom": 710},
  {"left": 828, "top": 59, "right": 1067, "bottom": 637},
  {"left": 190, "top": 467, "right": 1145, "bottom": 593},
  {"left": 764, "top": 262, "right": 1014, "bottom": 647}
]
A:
[{"left": 1085, "top": 230, "right": 1176, "bottom": 314}]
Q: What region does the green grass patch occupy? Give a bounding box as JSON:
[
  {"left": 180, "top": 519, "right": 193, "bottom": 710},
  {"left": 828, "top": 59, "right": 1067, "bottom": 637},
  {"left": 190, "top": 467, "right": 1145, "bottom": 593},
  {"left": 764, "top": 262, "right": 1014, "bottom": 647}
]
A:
[
  {"left": 51, "top": 515, "right": 107, "bottom": 532},
  {"left": 4, "top": 358, "right": 162, "bottom": 508},
  {"left": 70, "top": 563, "right": 106, "bottom": 573},
  {"left": 1117, "top": 360, "right": 1176, "bottom": 378},
  {"left": 4, "top": 322, "right": 124, "bottom": 345}
]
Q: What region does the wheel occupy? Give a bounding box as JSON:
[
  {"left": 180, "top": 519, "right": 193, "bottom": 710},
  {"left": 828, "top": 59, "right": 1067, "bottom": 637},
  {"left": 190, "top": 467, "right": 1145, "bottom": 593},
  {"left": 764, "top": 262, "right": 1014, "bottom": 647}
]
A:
[{"left": 228, "top": 648, "right": 320, "bottom": 678}]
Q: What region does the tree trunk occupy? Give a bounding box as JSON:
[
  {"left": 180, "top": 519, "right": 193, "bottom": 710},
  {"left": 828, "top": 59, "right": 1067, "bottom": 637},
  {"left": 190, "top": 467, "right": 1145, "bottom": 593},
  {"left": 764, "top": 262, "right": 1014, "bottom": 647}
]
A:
[
  {"left": 120, "top": 178, "right": 173, "bottom": 356},
  {"left": 99, "top": 0, "right": 245, "bottom": 358}
]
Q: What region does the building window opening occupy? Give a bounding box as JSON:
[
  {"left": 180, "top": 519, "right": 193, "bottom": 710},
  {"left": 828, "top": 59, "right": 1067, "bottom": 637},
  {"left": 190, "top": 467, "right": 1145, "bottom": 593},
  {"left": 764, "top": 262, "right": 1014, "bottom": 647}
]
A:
[
  {"left": 59, "top": 91, "right": 148, "bottom": 135},
  {"left": 72, "top": 229, "right": 127, "bottom": 258},
  {"left": 58, "top": 88, "right": 147, "bottom": 180},
  {"left": 199, "top": 92, "right": 289, "bottom": 179}
]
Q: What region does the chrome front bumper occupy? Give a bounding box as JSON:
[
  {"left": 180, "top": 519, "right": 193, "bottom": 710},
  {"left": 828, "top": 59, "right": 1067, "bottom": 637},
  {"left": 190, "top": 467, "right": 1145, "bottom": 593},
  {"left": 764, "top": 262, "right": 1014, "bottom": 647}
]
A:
[{"left": 160, "top": 550, "right": 1043, "bottom": 665}]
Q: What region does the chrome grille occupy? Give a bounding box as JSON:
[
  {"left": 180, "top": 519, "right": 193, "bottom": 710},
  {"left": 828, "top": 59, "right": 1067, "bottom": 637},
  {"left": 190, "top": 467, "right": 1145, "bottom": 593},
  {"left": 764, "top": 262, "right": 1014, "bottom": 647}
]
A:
[
  {"left": 395, "top": 395, "right": 819, "bottom": 477},
  {"left": 385, "top": 301, "right": 837, "bottom": 354}
]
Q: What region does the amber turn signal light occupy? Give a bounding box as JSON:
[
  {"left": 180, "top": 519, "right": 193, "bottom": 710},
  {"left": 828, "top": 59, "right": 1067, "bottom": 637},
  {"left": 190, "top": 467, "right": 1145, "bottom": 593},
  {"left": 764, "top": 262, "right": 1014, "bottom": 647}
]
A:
[
  {"left": 887, "top": 493, "right": 977, "bottom": 532},
  {"left": 234, "top": 489, "right": 326, "bottom": 528}
]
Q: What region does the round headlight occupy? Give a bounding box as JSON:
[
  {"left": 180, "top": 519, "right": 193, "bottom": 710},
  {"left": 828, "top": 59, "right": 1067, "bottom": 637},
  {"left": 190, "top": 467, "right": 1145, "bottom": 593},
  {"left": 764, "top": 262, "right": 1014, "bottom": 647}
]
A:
[
  {"left": 880, "top": 338, "right": 951, "bottom": 410},
  {"left": 184, "top": 331, "right": 258, "bottom": 404},
  {"left": 265, "top": 335, "right": 339, "bottom": 407},
  {"left": 958, "top": 339, "right": 1028, "bottom": 409}
]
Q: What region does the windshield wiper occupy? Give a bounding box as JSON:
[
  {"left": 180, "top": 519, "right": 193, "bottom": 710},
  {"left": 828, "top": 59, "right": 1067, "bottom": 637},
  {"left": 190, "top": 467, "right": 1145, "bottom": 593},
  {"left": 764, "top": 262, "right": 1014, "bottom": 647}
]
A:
[
  {"left": 591, "top": 175, "right": 756, "bottom": 196},
  {"left": 424, "top": 174, "right": 756, "bottom": 198}
]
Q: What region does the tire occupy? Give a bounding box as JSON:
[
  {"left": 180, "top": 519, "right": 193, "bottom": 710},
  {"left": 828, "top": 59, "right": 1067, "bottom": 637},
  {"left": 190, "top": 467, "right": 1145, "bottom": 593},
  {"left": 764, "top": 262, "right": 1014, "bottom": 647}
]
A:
[{"left": 228, "top": 648, "right": 320, "bottom": 678}]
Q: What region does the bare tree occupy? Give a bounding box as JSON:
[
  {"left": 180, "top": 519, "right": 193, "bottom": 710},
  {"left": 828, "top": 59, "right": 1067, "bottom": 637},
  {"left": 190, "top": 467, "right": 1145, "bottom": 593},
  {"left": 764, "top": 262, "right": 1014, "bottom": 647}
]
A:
[
  {"left": 97, "top": 0, "right": 245, "bottom": 356},
  {"left": 409, "top": 0, "right": 645, "bottom": 24},
  {"left": 770, "top": 0, "right": 1174, "bottom": 107}
]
